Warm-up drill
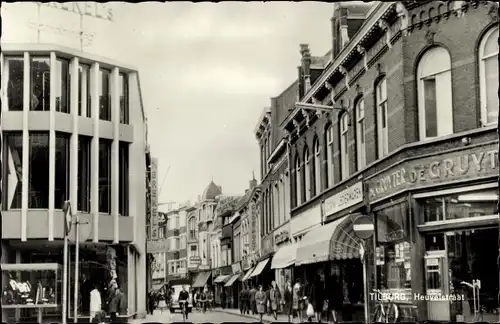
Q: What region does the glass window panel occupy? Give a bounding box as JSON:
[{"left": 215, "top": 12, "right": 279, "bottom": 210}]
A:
[
  {"left": 98, "top": 69, "right": 111, "bottom": 121},
  {"left": 77, "top": 136, "right": 91, "bottom": 212},
  {"left": 98, "top": 139, "right": 112, "bottom": 214},
  {"left": 5, "top": 57, "right": 24, "bottom": 111},
  {"left": 78, "top": 64, "right": 91, "bottom": 118},
  {"left": 54, "top": 133, "right": 70, "bottom": 209},
  {"left": 55, "top": 59, "right": 70, "bottom": 113},
  {"left": 119, "top": 142, "right": 129, "bottom": 216},
  {"left": 483, "top": 27, "right": 499, "bottom": 57},
  {"left": 119, "top": 73, "right": 129, "bottom": 124},
  {"left": 30, "top": 57, "right": 51, "bottom": 111},
  {"left": 29, "top": 132, "right": 49, "bottom": 208},
  {"left": 2, "top": 133, "right": 23, "bottom": 209},
  {"left": 485, "top": 56, "right": 499, "bottom": 124},
  {"left": 423, "top": 78, "right": 437, "bottom": 138}
]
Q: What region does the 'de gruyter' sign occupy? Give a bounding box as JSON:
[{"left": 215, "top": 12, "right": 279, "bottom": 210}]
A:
[{"left": 367, "top": 143, "right": 498, "bottom": 202}]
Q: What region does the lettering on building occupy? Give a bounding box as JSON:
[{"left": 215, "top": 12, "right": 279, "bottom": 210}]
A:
[
  {"left": 274, "top": 230, "right": 290, "bottom": 244},
  {"left": 368, "top": 146, "right": 499, "bottom": 201},
  {"left": 323, "top": 182, "right": 364, "bottom": 217},
  {"left": 150, "top": 158, "right": 159, "bottom": 240},
  {"left": 40, "top": 2, "right": 114, "bottom": 21}
]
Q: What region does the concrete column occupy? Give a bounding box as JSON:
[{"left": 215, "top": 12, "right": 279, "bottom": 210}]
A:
[
  {"left": 1, "top": 53, "right": 7, "bottom": 113},
  {"left": 48, "top": 52, "right": 56, "bottom": 241},
  {"left": 70, "top": 57, "right": 79, "bottom": 216},
  {"left": 81, "top": 66, "right": 88, "bottom": 118},
  {"left": 90, "top": 62, "right": 100, "bottom": 242},
  {"left": 111, "top": 67, "right": 120, "bottom": 243},
  {"left": 128, "top": 72, "right": 137, "bottom": 243},
  {"left": 21, "top": 52, "right": 30, "bottom": 241},
  {"left": 136, "top": 251, "right": 147, "bottom": 318}
]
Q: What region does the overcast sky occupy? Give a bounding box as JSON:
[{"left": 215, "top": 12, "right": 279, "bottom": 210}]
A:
[{"left": 2, "top": 2, "right": 334, "bottom": 205}]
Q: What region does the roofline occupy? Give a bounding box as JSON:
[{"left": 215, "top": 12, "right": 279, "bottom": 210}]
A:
[
  {"left": 270, "top": 80, "right": 298, "bottom": 100},
  {"left": 267, "top": 138, "right": 288, "bottom": 164},
  {"left": 253, "top": 107, "right": 271, "bottom": 136}
]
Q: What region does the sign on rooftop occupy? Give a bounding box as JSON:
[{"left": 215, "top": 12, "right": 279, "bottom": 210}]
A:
[{"left": 38, "top": 2, "right": 113, "bottom": 21}]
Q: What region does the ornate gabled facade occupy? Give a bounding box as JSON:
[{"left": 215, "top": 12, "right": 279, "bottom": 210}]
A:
[{"left": 196, "top": 181, "right": 221, "bottom": 270}]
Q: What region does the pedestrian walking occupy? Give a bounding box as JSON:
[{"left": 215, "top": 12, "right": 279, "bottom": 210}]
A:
[
  {"left": 239, "top": 285, "right": 247, "bottom": 314},
  {"left": 249, "top": 285, "right": 257, "bottom": 315},
  {"left": 220, "top": 289, "right": 227, "bottom": 309},
  {"left": 326, "top": 274, "right": 344, "bottom": 324},
  {"left": 282, "top": 281, "right": 293, "bottom": 323},
  {"left": 199, "top": 289, "right": 208, "bottom": 313},
  {"left": 266, "top": 285, "right": 272, "bottom": 316},
  {"left": 90, "top": 284, "right": 102, "bottom": 323},
  {"left": 255, "top": 285, "right": 267, "bottom": 323},
  {"left": 308, "top": 274, "right": 324, "bottom": 322},
  {"left": 207, "top": 289, "right": 214, "bottom": 311},
  {"left": 157, "top": 292, "right": 167, "bottom": 313},
  {"left": 147, "top": 290, "right": 155, "bottom": 315},
  {"left": 293, "top": 279, "right": 305, "bottom": 323},
  {"left": 108, "top": 288, "right": 121, "bottom": 322},
  {"left": 269, "top": 281, "right": 281, "bottom": 320}
]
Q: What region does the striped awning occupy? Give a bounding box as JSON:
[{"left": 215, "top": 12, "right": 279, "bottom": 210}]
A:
[
  {"left": 192, "top": 271, "right": 211, "bottom": 288},
  {"left": 241, "top": 267, "right": 254, "bottom": 281},
  {"left": 295, "top": 214, "right": 363, "bottom": 266},
  {"left": 214, "top": 275, "right": 231, "bottom": 284},
  {"left": 249, "top": 258, "right": 270, "bottom": 278},
  {"left": 224, "top": 274, "right": 241, "bottom": 287},
  {"left": 271, "top": 243, "right": 297, "bottom": 269}
]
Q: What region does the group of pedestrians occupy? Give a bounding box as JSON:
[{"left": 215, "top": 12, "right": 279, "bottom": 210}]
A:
[
  {"left": 238, "top": 274, "right": 344, "bottom": 323},
  {"left": 193, "top": 288, "right": 214, "bottom": 312}
]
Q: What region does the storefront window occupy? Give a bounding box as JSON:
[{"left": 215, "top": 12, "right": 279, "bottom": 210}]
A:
[
  {"left": 29, "top": 132, "right": 49, "bottom": 209},
  {"left": 2, "top": 132, "right": 23, "bottom": 210},
  {"left": 5, "top": 56, "right": 24, "bottom": 111},
  {"left": 99, "top": 139, "right": 112, "bottom": 214},
  {"left": 30, "top": 57, "right": 50, "bottom": 111},
  {"left": 99, "top": 68, "right": 111, "bottom": 121},
  {"left": 54, "top": 133, "right": 70, "bottom": 209},
  {"left": 422, "top": 189, "right": 498, "bottom": 223},
  {"left": 77, "top": 136, "right": 91, "bottom": 212},
  {"left": 55, "top": 58, "right": 70, "bottom": 113},
  {"left": 375, "top": 202, "right": 412, "bottom": 296},
  {"left": 78, "top": 64, "right": 91, "bottom": 118},
  {"left": 119, "top": 142, "right": 129, "bottom": 216},
  {"left": 119, "top": 73, "right": 129, "bottom": 124}
]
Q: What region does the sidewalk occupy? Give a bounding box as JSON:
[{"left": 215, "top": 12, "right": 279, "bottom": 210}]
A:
[{"left": 213, "top": 307, "right": 290, "bottom": 323}]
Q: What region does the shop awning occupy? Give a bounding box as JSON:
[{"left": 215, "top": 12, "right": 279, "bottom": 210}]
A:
[
  {"left": 214, "top": 274, "right": 231, "bottom": 284},
  {"left": 271, "top": 243, "right": 298, "bottom": 269},
  {"left": 224, "top": 274, "right": 241, "bottom": 287},
  {"left": 295, "top": 215, "right": 362, "bottom": 266},
  {"left": 192, "top": 271, "right": 211, "bottom": 288},
  {"left": 241, "top": 267, "right": 254, "bottom": 281},
  {"left": 249, "top": 258, "right": 270, "bottom": 278}
]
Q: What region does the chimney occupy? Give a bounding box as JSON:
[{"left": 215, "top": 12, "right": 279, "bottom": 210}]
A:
[
  {"left": 300, "top": 44, "right": 312, "bottom": 92},
  {"left": 331, "top": 2, "right": 370, "bottom": 60},
  {"left": 249, "top": 178, "right": 257, "bottom": 189}
]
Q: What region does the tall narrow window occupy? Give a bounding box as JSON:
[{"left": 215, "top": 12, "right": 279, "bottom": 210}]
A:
[
  {"left": 5, "top": 57, "right": 24, "bottom": 111},
  {"left": 325, "top": 125, "right": 334, "bottom": 188},
  {"left": 55, "top": 58, "right": 70, "bottom": 113},
  {"left": 78, "top": 136, "right": 91, "bottom": 212},
  {"left": 99, "top": 139, "right": 112, "bottom": 214},
  {"left": 29, "top": 132, "right": 50, "bottom": 208},
  {"left": 356, "top": 99, "right": 366, "bottom": 170},
  {"left": 479, "top": 26, "right": 499, "bottom": 126},
  {"left": 313, "top": 139, "right": 321, "bottom": 195},
  {"left": 119, "top": 142, "right": 129, "bottom": 216},
  {"left": 99, "top": 68, "right": 111, "bottom": 121},
  {"left": 417, "top": 46, "right": 453, "bottom": 140},
  {"left": 295, "top": 157, "right": 302, "bottom": 206},
  {"left": 376, "top": 78, "right": 389, "bottom": 157},
  {"left": 340, "top": 114, "right": 350, "bottom": 180},
  {"left": 54, "top": 133, "right": 70, "bottom": 209},
  {"left": 30, "top": 57, "right": 51, "bottom": 111},
  {"left": 263, "top": 139, "right": 268, "bottom": 174},
  {"left": 119, "top": 73, "right": 129, "bottom": 124},
  {"left": 2, "top": 132, "right": 23, "bottom": 209},
  {"left": 274, "top": 184, "right": 280, "bottom": 227},
  {"left": 304, "top": 149, "right": 311, "bottom": 201},
  {"left": 78, "top": 64, "right": 91, "bottom": 118}
]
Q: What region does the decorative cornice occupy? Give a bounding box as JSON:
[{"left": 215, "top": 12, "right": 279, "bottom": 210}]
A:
[
  {"left": 357, "top": 45, "right": 368, "bottom": 70},
  {"left": 339, "top": 65, "right": 349, "bottom": 89}
]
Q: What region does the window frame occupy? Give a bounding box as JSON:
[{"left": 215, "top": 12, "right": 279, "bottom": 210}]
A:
[
  {"left": 30, "top": 56, "right": 51, "bottom": 112},
  {"left": 4, "top": 56, "right": 25, "bottom": 111},
  {"left": 479, "top": 26, "right": 499, "bottom": 126},
  {"left": 295, "top": 157, "right": 302, "bottom": 206},
  {"left": 304, "top": 148, "right": 311, "bottom": 201},
  {"left": 356, "top": 98, "right": 366, "bottom": 170},
  {"left": 78, "top": 63, "right": 91, "bottom": 118},
  {"left": 55, "top": 57, "right": 70, "bottom": 114},
  {"left": 376, "top": 78, "right": 389, "bottom": 157},
  {"left": 98, "top": 67, "right": 111, "bottom": 121},
  {"left": 119, "top": 72, "right": 129, "bottom": 124},
  {"left": 325, "top": 125, "right": 334, "bottom": 188},
  {"left": 314, "top": 139, "right": 321, "bottom": 195},
  {"left": 28, "top": 132, "right": 50, "bottom": 209},
  {"left": 340, "top": 114, "right": 350, "bottom": 180}
]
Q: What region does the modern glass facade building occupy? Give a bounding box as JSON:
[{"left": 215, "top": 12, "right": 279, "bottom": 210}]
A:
[{"left": 1, "top": 43, "right": 148, "bottom": 322}]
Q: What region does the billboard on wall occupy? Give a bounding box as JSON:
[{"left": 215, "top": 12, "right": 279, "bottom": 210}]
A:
[{"left": 150, "top": 158, "right": 159, "bottom": 240}]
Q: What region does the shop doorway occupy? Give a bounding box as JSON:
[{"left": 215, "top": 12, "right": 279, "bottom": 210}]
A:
[{"left": 425, "top": 227, "right": 499, "bottom": 322}]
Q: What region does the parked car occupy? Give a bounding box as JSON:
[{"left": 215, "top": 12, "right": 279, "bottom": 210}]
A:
[{"left": 169, "top": 285, "right": 193, "bottom": 313}]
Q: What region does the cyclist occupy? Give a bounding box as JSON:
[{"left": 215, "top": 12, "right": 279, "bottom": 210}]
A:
[{"left": 178, "top": 285, "right": 190, "bottom": 321}]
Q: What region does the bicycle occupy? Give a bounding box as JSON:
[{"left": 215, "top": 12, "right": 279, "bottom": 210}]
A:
[
  {"left": 179, "top": 300, "right": 189, "bottom": 322},
  {"left": 372, "top": 289, "right": 400, "bottom": 323}
]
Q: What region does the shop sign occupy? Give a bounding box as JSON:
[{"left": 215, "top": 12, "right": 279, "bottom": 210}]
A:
[
  {"left": 261, "top": 234, "right": 274, "bottom": 257},
  {"left": 231, "top": 262, "right": 242, "bottom": 274},
  {"left": 147, "top": 239, "right": 168, "bottom": 254},
  {"left": 40, "top": 2, "right": 114, "bottom": 21},
  {"left": 150, "top": 158, "right": 159, "bottom": 240},
  {"left": 385, "top": 229, "right": 406, "bottom": 242},
  {"left": 367, "top": 144, "right": 499, "bottom": 202},
  {"left": 323, "top": 182, "right": 364, "bottom": 217},
  {"left": 250, "top": 205, "right": 258, "bottom": 252},
  {"left": 274, "top": 229, "right": 290, "bottom": 245},
  {"left": 190, "top": 256, "right": 201, "bottom": 264}
]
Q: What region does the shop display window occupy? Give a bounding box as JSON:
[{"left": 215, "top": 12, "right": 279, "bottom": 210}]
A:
[{"left": 1, "top": 263, "right": 62, "bottom": 308}]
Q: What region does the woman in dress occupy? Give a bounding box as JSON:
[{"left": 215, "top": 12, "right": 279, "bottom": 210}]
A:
[
  {"left": 327, "top": 275, "right": 344, "bottom": 324},
  {"left": 307, "top": 274, "right": 324, "bottom": 322},
  {"left": 282, "top": 281, "right": 293, "bottom": 323},
  {"left": 255, "top": 285, "right": 267, "bottom": 322},
  {"left": 293, "top": 279, "right": 305, "bottom": 323},
  {"left": 269, "top": 281, "right": 281, "bottom": 320},
  {"left": 157, "top": 292, "right": 167, "bottom": 313}
]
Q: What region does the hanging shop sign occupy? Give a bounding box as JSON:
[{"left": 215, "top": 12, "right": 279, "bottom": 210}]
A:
[
  {"left": 367, "top": 143, "right": 499, "bottom": 202},
  {"left": 323, "top": 181, "right": 364, "bottom": 218},
  {"left": 231, "top": 262, "right": 242, "bottom": 274},
  {"left": 261, "top": 234, "right": 275, "bottom": 257},
  {"left": 150, "top": 158, "right": 159, "bottom": 240},
  {"left": 274, "top": 228, "right": 290, "bottom": 245}
]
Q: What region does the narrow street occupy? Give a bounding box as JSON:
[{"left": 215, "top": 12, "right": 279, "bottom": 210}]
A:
[{"left": 134, "top": 308, "right": 267, "bottom": 323}]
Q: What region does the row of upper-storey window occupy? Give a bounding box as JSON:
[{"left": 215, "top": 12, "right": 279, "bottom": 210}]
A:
[
  {"left": 262, "top": 172, "right": 290, "bottom": 236},
  {"left": 3, "top": 54, "right": 130, "bottom": 124},
  {"left": 294, "top": 25, "right": 498, "bottom": 208},
  {"left": 198, "top": 204, "right": 215, "bottom": 223},
  {"left": 260, "top": 132, "right": 272, "bottom": 178},
  {"left": 2, "top": 132, "right": 130, "bottom": 215}
]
